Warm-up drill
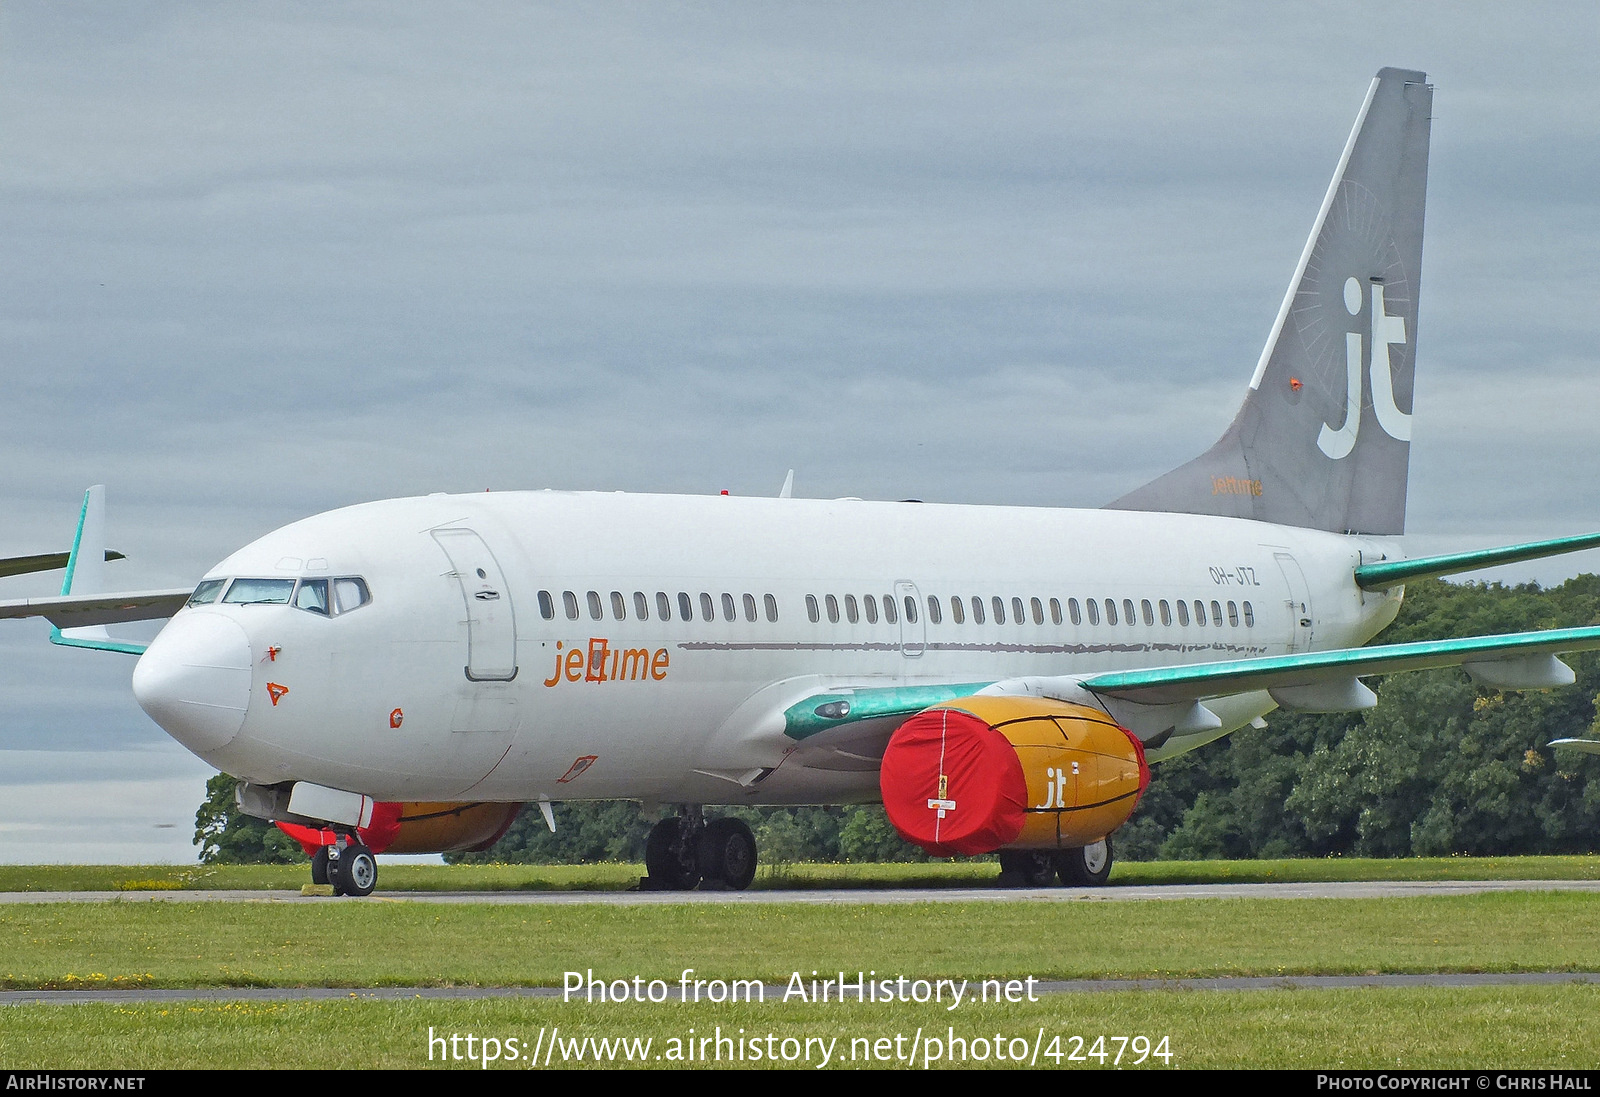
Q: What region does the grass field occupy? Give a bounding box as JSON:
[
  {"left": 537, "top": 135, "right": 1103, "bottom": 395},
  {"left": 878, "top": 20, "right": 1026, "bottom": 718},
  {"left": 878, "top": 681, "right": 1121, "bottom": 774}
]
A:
[
  {"left": 3, "top": 858, "right": 1598, "bottom": 1069},
  {"left": 4, "top": 853, "right": 1600, "bottom": 893}
]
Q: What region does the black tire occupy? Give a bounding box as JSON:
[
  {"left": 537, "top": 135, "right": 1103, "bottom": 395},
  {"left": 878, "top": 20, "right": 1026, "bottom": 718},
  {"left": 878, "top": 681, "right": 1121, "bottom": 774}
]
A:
[
  {"left": 997, "top": 849, "right": 1057, "bottom": 887},
  {"left": 697, "top": 818, "right": 758, "bottom": 890},
  {"left": 310, "top": 846, "right": 330, "bottom": 886},
  {"left": 329, "top": 842, "right": 378, "bottom": 897},
  {"left": 1056, "top": 837, "right": 1113, "bottom": 886},
  {"left": 644, "top": 819, "right": 701, "bottom": 890}
]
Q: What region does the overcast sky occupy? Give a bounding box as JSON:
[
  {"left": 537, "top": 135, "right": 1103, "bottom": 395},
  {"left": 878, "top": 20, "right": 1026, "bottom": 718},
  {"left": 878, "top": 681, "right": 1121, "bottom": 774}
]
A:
[{"left": 4, "top": 3, "right": 1600, "bottom": 863}]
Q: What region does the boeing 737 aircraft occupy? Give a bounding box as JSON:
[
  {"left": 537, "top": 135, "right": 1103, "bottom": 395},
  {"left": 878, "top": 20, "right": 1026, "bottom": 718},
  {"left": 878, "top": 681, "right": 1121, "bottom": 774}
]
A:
[{"left": 9, "top": 68, "right": 1600, "bottom": 896}]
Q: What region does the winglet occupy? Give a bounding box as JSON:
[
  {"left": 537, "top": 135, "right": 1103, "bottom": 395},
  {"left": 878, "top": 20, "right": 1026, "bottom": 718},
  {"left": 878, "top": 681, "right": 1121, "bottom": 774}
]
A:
[{"left": 50, "top": 486, "right": 149, "bottom": 655}]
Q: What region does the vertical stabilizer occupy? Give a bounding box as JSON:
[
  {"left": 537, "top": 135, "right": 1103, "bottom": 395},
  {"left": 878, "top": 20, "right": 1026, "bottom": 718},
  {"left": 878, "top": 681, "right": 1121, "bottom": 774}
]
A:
[{"left": 1108, "top": 68, "right": 1432, "bottom": 535}]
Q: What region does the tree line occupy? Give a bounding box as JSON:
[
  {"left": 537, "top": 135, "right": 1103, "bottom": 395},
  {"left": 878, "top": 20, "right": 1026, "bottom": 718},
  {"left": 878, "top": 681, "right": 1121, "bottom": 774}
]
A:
[{"left": 195, "top": 576, "right": 1600, "bottom": 864}]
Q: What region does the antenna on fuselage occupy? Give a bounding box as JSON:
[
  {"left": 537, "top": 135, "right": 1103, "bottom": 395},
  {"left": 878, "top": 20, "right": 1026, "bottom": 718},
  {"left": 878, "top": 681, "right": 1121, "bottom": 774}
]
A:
[{"left": 778, "top": 470, "right": 794, "bottom": 499}]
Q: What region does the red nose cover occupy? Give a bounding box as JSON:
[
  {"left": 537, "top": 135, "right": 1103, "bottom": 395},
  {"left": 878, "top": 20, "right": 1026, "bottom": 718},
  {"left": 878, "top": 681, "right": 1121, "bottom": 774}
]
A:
[{"left": 880, "top": 708, "right": 1027, "bottom": 857}]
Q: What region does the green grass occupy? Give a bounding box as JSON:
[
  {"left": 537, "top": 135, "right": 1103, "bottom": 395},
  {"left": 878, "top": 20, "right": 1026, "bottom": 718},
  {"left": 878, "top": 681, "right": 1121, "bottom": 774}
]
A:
[
  {"left": 3, "top": 891, "right": 1598, "bottom": 990},
  {"left": 4, "top": 986, "right": 1599, "bottom": 1068},
  {"left": 4, "top": 853, "right": 1600, "bottom": 893}
]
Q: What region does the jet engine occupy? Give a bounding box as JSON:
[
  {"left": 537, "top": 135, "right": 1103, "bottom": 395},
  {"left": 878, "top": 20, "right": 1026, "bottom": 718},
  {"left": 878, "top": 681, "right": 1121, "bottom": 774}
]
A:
[
  {"left": 879, "top": 696, "right": 1149, "bottom": 857},
  {"left": 277, "top": 800, "right": 523, "bottom": 857}
]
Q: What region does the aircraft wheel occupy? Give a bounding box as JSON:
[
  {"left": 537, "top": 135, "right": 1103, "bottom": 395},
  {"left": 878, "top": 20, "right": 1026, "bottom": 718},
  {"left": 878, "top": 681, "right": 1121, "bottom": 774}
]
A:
[
  {"left": 698, "top": 818, "right": 758, "bottom": 890},
  {"left": 310, "top": 846, "right": 330, "bottom": 886},
  {"left": 329, "top": 842, "right": 378, "bottom": 897},
  {"left": 644, "top": 818, "right": 702, "bottom": 890},
  {"left": 1056, "top": 837, "right": 1113, "bottom": 887},
  {"left": 997, "top": 849, "right": 1057, "bottom": 887}
]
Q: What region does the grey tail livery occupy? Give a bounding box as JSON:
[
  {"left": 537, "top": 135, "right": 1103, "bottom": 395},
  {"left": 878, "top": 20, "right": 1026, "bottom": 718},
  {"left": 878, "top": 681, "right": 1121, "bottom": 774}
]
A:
[{"left": 1108, "top": 67, "right": 1432, "bottom": 536}]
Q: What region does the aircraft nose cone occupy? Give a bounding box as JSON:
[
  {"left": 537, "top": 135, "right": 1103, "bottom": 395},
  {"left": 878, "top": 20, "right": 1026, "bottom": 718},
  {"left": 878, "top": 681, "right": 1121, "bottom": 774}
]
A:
[{"left": 132, "top": 612, "right": 253, "bottom": 754}]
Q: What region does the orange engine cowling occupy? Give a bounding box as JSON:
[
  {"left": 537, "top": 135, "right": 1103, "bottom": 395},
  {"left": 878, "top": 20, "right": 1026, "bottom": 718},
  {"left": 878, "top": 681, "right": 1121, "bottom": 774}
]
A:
[
  {"left": 879, "top": 696, "right": 1149, "bottom": 858},
  {"left": 278, "top": 801, "right": 523, "bottom": 856}
]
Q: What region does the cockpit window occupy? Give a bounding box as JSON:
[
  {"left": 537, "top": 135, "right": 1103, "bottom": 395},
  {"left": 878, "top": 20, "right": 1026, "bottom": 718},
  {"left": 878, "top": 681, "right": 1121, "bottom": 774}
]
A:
[
  {"left": 294, "top": 578, "right": 330, "bottom": 615},
  {"left": 332, "top": 577, "right": 370, "bottom": 614},
  {"left": 222, "top": 578, "right": 295, "bottom": 605},
  {"left": 187, "top": 579, "right": 226, "bottom": 606}
]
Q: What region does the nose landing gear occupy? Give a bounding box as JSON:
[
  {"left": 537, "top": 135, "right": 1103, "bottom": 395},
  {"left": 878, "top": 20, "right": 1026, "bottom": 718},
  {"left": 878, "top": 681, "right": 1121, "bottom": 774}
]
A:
[{"left": 318, "top": 835, "right": 378, "bottom": 897}]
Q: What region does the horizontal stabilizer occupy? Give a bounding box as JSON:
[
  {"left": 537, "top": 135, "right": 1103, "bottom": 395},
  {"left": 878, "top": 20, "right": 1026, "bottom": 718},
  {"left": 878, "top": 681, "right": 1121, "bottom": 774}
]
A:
[
  {"left": 0, "top": 550, "right": 124, "bottom": 581},
  {"left": 1356, "top": 531, "right": 1600, "bottom": 590},
  {"left": 1549, "top": 738, "right": 1600, "bottom": 756}
]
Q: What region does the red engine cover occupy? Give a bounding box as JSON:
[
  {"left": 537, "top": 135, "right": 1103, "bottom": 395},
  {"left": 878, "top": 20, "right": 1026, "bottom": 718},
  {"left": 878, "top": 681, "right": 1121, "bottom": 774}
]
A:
[{"left": 879, "top": 707, "right": 1028, "bottom": 856}]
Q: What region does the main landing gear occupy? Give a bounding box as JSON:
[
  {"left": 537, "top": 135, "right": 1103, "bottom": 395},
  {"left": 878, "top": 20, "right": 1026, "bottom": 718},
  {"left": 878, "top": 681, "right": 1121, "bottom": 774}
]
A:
[
  {"left": 313, "top": 834, "right": 378, "bottom": 897},
  {"left": 997, "top": 837, "right": 1114, "bottom": 888},
  {"left": 641, "top": 809, "right": 758, "bottom": 891}
]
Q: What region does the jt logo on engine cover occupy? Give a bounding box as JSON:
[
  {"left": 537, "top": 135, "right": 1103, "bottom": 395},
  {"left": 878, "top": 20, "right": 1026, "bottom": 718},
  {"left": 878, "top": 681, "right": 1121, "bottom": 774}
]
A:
[{"left": 1036, "top": 762, "right": 1079, "bottom": 810}]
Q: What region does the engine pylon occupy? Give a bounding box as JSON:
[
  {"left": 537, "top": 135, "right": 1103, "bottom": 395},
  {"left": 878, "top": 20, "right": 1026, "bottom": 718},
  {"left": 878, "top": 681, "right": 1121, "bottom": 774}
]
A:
[{"left": 879, "top": 696, "right": 1149, "bottom": 858}]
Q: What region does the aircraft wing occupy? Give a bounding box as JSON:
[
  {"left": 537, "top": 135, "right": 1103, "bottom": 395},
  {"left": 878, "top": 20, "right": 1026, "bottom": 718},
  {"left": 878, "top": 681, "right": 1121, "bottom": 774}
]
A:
[
  {"left": 782, "top": 625, "right": 1600, "bottom": 757},
  {"left": 0, "top": 589, "right": 192, "bottom": 629},
  {"left": 1077, "top": 625, "right": 1600, "bottom": 705}
]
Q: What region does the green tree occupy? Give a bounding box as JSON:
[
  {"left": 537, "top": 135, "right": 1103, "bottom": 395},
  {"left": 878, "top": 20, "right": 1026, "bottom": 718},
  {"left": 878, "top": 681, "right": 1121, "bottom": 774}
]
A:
[{"left": 193, "top": 773, "right": 303, "bottom": 864}]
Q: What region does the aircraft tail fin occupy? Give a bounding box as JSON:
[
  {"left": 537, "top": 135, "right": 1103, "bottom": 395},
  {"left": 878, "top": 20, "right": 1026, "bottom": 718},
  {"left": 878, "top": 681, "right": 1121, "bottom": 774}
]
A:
[{"left": 1107, "top": 67, "right": 1432, "bottom": 535}]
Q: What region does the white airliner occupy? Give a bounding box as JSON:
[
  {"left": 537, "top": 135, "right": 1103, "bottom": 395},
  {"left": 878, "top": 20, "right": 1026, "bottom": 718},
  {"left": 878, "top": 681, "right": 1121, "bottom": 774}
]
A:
[{"left": 8, "top": 68, "right": 1600, "bottom": 896}]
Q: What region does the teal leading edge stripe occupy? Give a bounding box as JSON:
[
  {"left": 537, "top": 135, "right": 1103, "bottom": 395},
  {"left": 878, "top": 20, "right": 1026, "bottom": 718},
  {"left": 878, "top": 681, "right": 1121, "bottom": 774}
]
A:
[
  {"left": 1355, "top": 531, "right": 1600, "bottom": 590},
  {"left": 59, "top": 488, "right": 93, "bottom": 597},
  {"left": 48, "top": 628, "right": 147, "bottom": 656},
  {"left": 783, "top": 682, "right": 994, "bottom": 741},
  {"left": 1083, "top": 624, "right": 1600, "bottom": 698}
]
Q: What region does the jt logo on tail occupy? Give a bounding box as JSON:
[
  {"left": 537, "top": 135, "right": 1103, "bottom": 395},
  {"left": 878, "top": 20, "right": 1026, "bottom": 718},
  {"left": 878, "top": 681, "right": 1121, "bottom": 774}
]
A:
[{"left": 1317, "top": 276, "right": 1412, "bottom": 459}]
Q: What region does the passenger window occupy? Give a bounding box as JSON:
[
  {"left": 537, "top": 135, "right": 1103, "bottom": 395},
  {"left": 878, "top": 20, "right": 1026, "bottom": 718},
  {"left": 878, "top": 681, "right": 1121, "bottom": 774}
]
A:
[
  {"left": 1087, "top": 598, "right": 1100, "bottom": 625},
  {"left": 700, "top": 593, "right": 715, "bottom": 622},
  {"left": 564, "top": 591, "right": 580, "bottom": 620},
  {"left": 1141, "top": 599, "right": 1154, "bottom": 626},
  {"left": 332, "top": 578, "right": 369, "bottom": 615},
  {"left": 764, "top": 594, "right": 778, "bottom": 623},
  {"left": 950, "top": 596, "right": 965, "bottom": 624},
  {"left": 538, "top": 590, "right": 555, "bottom": 620},
  {"left": 1177, "top": 599, "right": 1190, "bottom": 626},
  {"left": 883, "top": 595, "right": 898, "bottom": 624},
  {"left": 1243, "top": 600, "right": 1255, "bottom": 628},
  {"left": 187, "top": 579, "right": 225, "bottom": 606},
  {"left": 1105, "top": 599, "right": 1118, "bottom": 626},
  {"left": 1124, "top": 599, "right": 1137, "bottom": 626},
  {"left": 1011, "top": 596, "right": 1024, "bottom": 624},
  {"left": 743, "top": 593, "right": 757, "bottom": 622},
  {"left": 825, "top": 594, "right": 840, "bottom": 624},
  {"left": 970, "top": 596, "right": 985, "bottom": 624},
  {"left": 722, "top": 593, "right": 736, "bottom": 621},
  {"left": 1159, "top": 599, "right": 1172, "bottom": 626},
  {"left": 587, "top": 591, "right": 603, "bottom": 620},
  {"left": 294, "top": 579, "right": 329, "bottom": 615},
  {"left": 678, "top": 592, "right": 693, "bottom": 621},
  {"left": 904, "top": 595, "right": 917, "bottom": 624},
  {"left": 634, "top": 592, "right": 649, "bottom": 620},
  {"left": 657, "top": 592, "right": 672, "bottom": 621},
  {"left": 1228, "top": 600, "right": 1240, "bottom": 627},
  {"left": 611, "top": 591, "right": 627, "bottom": 620},
  {"left": 223, "top": 578, "right": 295, "bottom": 605},
  {"left": 992, "top": 597, "right": 1006, "bottom": 625},
  {"left": 1031, "top": 597, "right": 1044, "bottom": 625},
  {"left": 845, "top": 594, "right": 859, "bottom": 624},
  {"left": 1193, "top": 600, "right": 1207, "bottom": 626},
  {"left": 865, "top": 595, "right": 879, "bottom": 624},
  {"left": 1068, "top": 598, "right": 1081, "bottom": 626},
  {"left": 806, "top": 595, "right": 819, "bottom": 624},
  {"left": 1211, "top": 600, "right": 1224, "bottom": 627},
  {"left": 926, "top": 595, "right": 941, "bottom": 624}
]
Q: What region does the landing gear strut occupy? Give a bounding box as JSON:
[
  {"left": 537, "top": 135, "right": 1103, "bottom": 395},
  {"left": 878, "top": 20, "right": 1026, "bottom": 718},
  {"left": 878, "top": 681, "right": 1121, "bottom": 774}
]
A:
[
  {"left": 322, "top": 834, "right": 378, "bottom": 897},
  {"left": 642, "top": 809, "right": 759, "bottom": 891}
]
